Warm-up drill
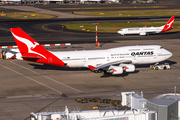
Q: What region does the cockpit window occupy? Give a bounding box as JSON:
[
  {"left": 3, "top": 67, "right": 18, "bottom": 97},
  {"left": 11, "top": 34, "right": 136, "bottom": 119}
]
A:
[{"left": 160, "top": 47, "right": 163, "bottom": 49}]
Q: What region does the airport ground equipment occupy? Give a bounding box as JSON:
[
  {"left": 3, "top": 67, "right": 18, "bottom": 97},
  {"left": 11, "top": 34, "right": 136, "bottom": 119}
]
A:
[
  {"left": 75, "top": 98, "right": 123, "bottom": 108},
  {"left": 89, "top": 106, "right": 99, "bottom": 109},
  {"left": 150, "top": 63, "right": 170, "bottom": 70}
]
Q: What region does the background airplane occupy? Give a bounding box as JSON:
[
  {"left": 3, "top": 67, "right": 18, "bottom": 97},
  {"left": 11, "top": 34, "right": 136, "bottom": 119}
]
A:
[
  {"left": 10, "top": 28, "right": 172, "bottom": 75},
  {"left": 117, "top": 16, "right": 175, "bottom": 36}
]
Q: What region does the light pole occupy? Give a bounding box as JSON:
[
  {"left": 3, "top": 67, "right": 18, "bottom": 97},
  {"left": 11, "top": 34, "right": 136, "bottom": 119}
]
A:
[{"left": 93, "top": 23, "right": 99, "bottom": 47}]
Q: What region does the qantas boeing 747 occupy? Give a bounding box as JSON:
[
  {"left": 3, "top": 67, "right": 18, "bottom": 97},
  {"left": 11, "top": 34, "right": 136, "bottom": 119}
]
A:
[
  {"left": 10, "top": 28, "right": 172, "bottom": 75},
  {"left": 118, "top": 16, "right": 175, "bottom": 36}
]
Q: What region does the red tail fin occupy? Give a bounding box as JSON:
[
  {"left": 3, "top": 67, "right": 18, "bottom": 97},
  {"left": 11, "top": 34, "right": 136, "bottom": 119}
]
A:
[
  {"left": 161, "top": 16, "right": 175, "bottom": 32},
  {"left": 10, "top": 28, "right": 48, "bottom": 59},
  {"left": 10, "top": 28, "right": 66, "bottom": 67}
]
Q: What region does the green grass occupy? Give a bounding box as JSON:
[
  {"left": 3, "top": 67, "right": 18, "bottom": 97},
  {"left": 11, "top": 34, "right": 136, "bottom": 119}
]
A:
[
  {"left": 54, "top": 6, "right": 166, "bottom": 10},
  {"left": 74, "top": 9, "right": 180, "bottom": 17},
  {"left": 1, "top": 12, "right": 56, "bottom": 19},
  {"left": 62, "top": 21, "right": 180, "bottom": 33}
]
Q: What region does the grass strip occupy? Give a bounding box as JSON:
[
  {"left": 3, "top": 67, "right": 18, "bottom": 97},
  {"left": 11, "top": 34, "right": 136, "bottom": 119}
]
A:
[
  {"left": 74, "top": 9, "right": 180, "bottom": 17},
  {"left": 1, "top": 12, "right": 56, "bottom": 19},
  {"left": 54, "top": 6, "right": 166, "bottom": 10}
]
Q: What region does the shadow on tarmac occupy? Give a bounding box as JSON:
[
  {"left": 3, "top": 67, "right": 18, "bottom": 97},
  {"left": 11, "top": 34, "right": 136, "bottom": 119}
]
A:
[
  {"left": 135, "top": 60, "right": 177, "bottom": 68},
  {"left": 100, "top": 70, "right": 139, "bottom": 78},
  {"left": 29, "top": 63, "right": 89, "bottom": 71},
  {"left": 29, "top": 60, "right": 176, "bottom": 74}
]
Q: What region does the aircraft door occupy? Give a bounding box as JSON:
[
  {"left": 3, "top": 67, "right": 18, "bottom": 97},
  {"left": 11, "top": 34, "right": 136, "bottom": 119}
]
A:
[
  {"left": 107, "top": 53, "right": 111, "bottom": 61},
  {"left": 107, "top": 57, "right": 110, "bottom": 61},
  {"left": 154, "top": 54, "right": 156, "bottom": 59},
  {"left": 83, "top": 56, "right": 87, "bottom": 62}
]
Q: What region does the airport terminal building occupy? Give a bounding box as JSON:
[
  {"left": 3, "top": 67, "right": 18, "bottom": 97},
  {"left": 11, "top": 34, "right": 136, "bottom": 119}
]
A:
[
  {"left": 146, "top": 93, "right": 180, "bottom": 120},
  {"left": 0, "top": 0, "right": 120, "bottom": 3},
  {"left": 0, "top": 0, "right": 155, "bottom": 4}
]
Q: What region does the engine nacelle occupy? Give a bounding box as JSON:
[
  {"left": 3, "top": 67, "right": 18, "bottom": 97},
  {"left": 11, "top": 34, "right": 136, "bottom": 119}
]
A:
[
  {"left": 16, "top": 53, "right": 23, "bottom": 60},
  {"left": 108, "top": 66, "right": 123, "bottom": 75},
  {"left": 5, "top": 52, "right": 15, "bottom": 59},
  {"left": 121, "top": 64, "right": 135, "bottom": 72},
  {"left": 139, "top": 32, "right": 146, "bottom": 36}
]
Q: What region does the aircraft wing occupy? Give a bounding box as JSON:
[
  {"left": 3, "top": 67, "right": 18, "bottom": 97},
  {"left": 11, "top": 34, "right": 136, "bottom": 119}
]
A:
[
  {"left": 88, "top": 60, "right": 132, "bottom": 70},
  {"left": 146, "top": 31, "right": 158, "bottom": 34}
]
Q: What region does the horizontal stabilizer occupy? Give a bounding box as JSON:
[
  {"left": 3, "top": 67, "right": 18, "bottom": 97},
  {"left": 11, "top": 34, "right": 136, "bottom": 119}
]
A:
[{"left": 22, "top": 56, "right": 42, "bottom": 59}]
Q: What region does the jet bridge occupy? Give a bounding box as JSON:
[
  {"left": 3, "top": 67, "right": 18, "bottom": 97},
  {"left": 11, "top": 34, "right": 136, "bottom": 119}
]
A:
[{"left": 30, "top": 91, "right": 157, "bottom": 120}]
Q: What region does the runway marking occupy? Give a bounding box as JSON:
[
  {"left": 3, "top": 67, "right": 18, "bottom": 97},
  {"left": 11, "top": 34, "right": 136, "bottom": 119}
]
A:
[
  {"left": 11, "top": 61, "right": 40, "bottom": 75},
  {"left": 163, "top": 37, "right": 177, "bottom": 44},
  {"left": 0, "top": 63, "right": 62, "bottom": 94},
  {"left": 42, "top": 24, "right": 56, "bottom": 32},
  {"left": 163, "top": 37, "right": 172, "bottom": 43},
  {"left": 11, "top": 61, "right": 84, "bottom": 93},
  {"left": 0, "top": 27, "right": 10, "bottom": 31},
  {"left": 42, "top": 23, "right": 62, "bottom": 32},
  {"left": 42, "top": 24, "right": 46, "bottom": 30},
  {"left": 122, "top": 76, "right": 166, "bottom": 90}
]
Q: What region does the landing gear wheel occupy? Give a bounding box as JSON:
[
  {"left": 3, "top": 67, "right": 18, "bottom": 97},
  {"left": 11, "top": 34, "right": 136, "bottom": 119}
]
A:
[
  {"left": 94, "top": 70, "right": 102, "bottom": 73},
  {"left": 155, "top": 67, "right": 158, "bottom": 70},
  {"left": 164, "top": 66, "right": 167, "bottom": 70}
]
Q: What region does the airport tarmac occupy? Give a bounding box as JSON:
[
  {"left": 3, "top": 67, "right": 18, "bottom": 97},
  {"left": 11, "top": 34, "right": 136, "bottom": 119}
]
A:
[
  {"left": 0, "top": 3, "right": 180, "bottom": 120},
  {"left": 0, "top": 39, "right": 180, "bottom": 120}
]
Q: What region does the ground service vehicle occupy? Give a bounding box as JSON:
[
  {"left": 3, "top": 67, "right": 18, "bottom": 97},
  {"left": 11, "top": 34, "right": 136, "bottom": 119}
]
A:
[{"left": 150, "top": 63, "right": 170, "bottom": 70}]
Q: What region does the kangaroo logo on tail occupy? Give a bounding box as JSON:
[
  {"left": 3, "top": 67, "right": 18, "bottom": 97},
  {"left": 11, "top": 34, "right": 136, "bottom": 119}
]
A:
[
  {"left": 10, "top": 28, "right": 66, "bottom": 67},
  {"left": 161, "top": 16, "right": 175, "bottom": 32},
  {"left": 11, "top": 32, "right": 47, "bottom": 59},
  {"left": 166, "top": 20, "right": 174, "bottom": 30}
]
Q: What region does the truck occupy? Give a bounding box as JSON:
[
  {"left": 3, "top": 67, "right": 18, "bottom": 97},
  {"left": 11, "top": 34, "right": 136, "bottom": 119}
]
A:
[{"left": 150, "top": 63, "right": 170, "bottom": 70}]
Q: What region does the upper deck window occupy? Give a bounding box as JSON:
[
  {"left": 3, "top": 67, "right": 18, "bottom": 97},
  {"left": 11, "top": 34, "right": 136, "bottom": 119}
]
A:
[
  {"left": 143, "top": 48, "right": 154, "bottom": 50},
  {"left": 129, "top": 49, "right": 140, "bottom": 51},
  {"left": 160, "top": 47, "right": 163, "bottom": 49}
]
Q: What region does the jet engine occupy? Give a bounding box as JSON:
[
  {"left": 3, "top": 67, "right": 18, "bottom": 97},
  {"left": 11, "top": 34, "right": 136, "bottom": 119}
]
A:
[
  {"left": 121, "top": 64, "right": 135, "bottom": 72},
  {"left": 139, "top": 32, "right": 146, "bottom": 36},
  {"left": 5, "top": 52, "right": 15, "bottom": 59},
  {"left": 16, "top": 53, "right": 23, "bottom": 60},
  {"left": 107, "top": 66, "right": 123, "bottom": 75}
]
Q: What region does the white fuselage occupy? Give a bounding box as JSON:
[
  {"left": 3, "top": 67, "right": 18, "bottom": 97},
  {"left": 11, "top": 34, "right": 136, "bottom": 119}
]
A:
[
  {"left": 118, "top": 26, "right": 164, "bottom": 36},
  {"left": 51, "top": 45, "right": 172, "bottom": 68}
]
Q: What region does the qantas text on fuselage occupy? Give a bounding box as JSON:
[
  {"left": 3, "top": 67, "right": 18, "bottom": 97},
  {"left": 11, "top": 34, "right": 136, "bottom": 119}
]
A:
[{"left": 10, "top": 28, "right": 172, "bottom": 75}]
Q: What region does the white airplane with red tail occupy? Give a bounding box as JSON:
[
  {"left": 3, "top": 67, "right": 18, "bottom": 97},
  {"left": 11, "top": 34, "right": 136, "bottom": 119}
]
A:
[
  {"left": 10, "top": 28, "right": 172, "bottom": 75},
  {"left": 118, "top": 16, "right": 175, "bottom": 36}
]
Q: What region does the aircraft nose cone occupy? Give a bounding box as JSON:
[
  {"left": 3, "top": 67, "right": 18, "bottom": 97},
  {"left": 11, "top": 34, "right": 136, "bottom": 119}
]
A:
[
  {"left": 167, "top": 51, "right": 173, "bottom": 59},
  {"left": 169, "top": 52, "right": 173, "bottom": 58}
]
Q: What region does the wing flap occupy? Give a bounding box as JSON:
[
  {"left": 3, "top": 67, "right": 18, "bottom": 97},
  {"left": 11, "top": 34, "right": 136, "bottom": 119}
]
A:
[
  {"left": 88, "top": 60, "right": 132, "bottom": 70},
  {"left": 88, "top": 65, "right": 97, "bottom": 70}
]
